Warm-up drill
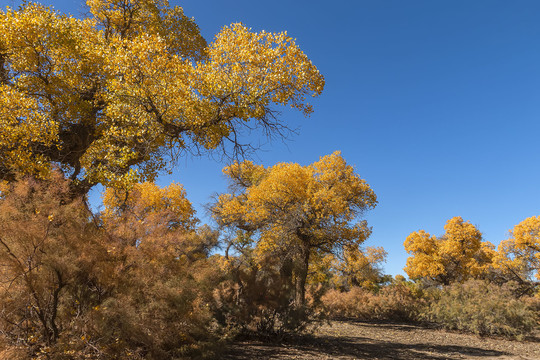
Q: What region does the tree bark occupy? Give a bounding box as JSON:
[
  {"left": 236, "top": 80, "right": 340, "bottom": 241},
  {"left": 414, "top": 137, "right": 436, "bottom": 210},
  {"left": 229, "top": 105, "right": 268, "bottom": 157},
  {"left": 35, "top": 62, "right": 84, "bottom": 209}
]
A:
[{"left": 295, "top": 244, "right": 310, "bottom": 308}]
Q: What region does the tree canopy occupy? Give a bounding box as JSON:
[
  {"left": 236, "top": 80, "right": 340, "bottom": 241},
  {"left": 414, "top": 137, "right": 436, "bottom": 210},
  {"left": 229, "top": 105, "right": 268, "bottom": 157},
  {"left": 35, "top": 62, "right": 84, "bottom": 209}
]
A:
[
  {"left": 212, "top": 151, "right": 377, "bottom": 306},
  {"left": 0, "top": 0, "right": 324, "bottom": 193},
  {"left": 493, "top": 216, "right": 540, "bottom": 283},
  {"left": 404, "top": 216, "right": 494, "bottom": 285}
]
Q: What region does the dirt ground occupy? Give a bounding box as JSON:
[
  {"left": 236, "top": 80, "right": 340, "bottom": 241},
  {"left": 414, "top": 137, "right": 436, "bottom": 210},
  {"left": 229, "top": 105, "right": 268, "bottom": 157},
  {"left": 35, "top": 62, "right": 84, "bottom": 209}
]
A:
[{"left": 223, "top": 320, "right": 540, "bottom": 360}]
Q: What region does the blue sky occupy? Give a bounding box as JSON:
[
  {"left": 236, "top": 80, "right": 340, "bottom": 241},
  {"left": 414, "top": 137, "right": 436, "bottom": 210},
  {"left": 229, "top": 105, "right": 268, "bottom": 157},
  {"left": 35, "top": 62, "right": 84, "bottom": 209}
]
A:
[{"left": 8, "top": 0, "right": 540, "bottom": 276}]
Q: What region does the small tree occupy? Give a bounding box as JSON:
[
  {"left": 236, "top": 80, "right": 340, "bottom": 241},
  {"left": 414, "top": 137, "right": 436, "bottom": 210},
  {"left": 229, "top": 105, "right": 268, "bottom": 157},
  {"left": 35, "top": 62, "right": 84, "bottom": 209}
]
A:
[
  {"left": 510, "top": 216, "right": 540, "bottom": 279},
  {"left": 337, "top": 246, "right": 388, "bottom": 290},
  {"left": 212, "top": 151, "right": 377, "bottom": 309}
]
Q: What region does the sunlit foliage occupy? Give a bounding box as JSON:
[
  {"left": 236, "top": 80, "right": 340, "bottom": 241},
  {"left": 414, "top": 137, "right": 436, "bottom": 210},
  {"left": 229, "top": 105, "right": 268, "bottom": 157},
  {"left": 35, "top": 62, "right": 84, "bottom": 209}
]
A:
[
  {"left": 212, "top": 151, "right": 377, "bottom": 308},
  {"left": 337, "top": 246, "right": 388, "bottom": 290},
  {"left": 0, "top": 0, "right": 324, "bottom": 193},
  {"left": 306, "top": 246, "right": 389, "bottom": 291},
  {"left": 102, "top": 181, "right": 198, "bottom": 236},
  {"left": 404, "top": 216, "right": 495, "bottom": 285},
  {"left": 493, "top": 216, "right": 540, "bottom": 283}
]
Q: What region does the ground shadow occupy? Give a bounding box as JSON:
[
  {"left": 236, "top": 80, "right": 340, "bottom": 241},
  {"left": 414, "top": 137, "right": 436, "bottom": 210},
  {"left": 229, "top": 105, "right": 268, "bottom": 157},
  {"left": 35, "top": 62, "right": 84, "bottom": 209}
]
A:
[
  {"left": 222, "top": 321, "right": 513, "bottom": 360},
  {"left": 223, "top": 336, "right": 508, "bottom": 360}
]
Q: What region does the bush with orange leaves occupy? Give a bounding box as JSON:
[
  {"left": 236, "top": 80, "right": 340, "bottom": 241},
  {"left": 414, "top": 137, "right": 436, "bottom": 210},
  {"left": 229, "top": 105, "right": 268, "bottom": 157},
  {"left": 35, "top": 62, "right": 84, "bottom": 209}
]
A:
[
  {"left": 0, "top": 174, "right": 222, "bottom": 359},
  {"left": 321, "top": 283, "right": 424, "bottom": 322}
]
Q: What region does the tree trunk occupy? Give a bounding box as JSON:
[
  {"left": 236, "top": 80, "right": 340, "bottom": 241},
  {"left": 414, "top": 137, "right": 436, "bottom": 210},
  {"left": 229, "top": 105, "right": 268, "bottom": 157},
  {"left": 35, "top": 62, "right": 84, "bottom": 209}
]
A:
[{"left": 294, "top": 244, "right": 310, "bottom": 308}]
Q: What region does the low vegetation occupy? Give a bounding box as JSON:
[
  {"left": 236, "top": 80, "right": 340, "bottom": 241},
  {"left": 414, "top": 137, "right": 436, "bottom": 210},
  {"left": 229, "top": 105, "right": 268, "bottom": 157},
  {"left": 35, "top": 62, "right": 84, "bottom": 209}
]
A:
[
  {"left": 321, "top": 284, "right": 423, "bottom": 322},
  {"left": 0, "top": 0, "right": 539, "bottom": 358},
  {"left": 422, "top": 280, "right": 537, "bottom": 338},
  {"left": 0, "top": 173, "right": 539, "bottom": 358}
]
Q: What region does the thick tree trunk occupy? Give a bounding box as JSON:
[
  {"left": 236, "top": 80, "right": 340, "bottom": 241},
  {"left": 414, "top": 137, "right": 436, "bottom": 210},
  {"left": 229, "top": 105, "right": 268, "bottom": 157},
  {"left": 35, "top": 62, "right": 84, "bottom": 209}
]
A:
[
  {"left": 280, "top": 256, "right": 294, "bottom": 296},
  {"left": 294, "top": 244, "right": 310, "bottom": 308}
]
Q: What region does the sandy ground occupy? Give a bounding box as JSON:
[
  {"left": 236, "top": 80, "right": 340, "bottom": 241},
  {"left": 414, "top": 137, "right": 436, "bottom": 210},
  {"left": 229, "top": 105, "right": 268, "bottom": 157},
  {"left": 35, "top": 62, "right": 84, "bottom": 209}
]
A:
[{"left": 223, "top": 320, "right": 540, "bottom": 360}]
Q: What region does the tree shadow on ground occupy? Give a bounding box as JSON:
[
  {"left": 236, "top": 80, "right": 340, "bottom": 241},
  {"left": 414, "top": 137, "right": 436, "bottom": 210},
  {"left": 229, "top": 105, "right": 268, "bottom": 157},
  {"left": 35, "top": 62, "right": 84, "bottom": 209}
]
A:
[
  {"left": 222, "top": 324, "right": 512, "bottom": 360},
  {"left": 343, "top": 318, "right": 430, "bottom": 332},
  {"left": 340, "top": 319, "right": 540, "bottom": 343},
  {"left": 298, "top": 334, "right": 507, "bottom": 359}
]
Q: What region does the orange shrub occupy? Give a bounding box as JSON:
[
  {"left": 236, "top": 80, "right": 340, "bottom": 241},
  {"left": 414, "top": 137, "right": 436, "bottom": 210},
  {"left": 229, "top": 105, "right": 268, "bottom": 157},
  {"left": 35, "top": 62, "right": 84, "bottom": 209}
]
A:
[
  {"left": 322, "top": 284, "right": 423, "bottom": 322},
  {"left": 0, "top": 175, "right": 222, "bottom": 359}
]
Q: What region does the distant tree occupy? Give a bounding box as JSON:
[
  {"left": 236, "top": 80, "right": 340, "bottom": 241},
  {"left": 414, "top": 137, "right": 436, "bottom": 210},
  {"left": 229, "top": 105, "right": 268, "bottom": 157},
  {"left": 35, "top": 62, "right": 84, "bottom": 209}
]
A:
[
  {"left": 0, "top": 0, "right": 324, "bottom": 193},
  {"left": 510, "top": 216, "right": 540, "bottom": 277},
  {"left": 308, "top": 246, "right": 388, "bottom": 291},
  {"left": 404, "top": 216, "right": 494, "bottom": 285},
  {"left": 492, "top": 216, "right": 540, "bottom": 288},
  {"left": 337, "top": 246, "right": 388, "bottom": 290},
  {"left": 212, "top": 151, "right": 377, "bottom": 308}
]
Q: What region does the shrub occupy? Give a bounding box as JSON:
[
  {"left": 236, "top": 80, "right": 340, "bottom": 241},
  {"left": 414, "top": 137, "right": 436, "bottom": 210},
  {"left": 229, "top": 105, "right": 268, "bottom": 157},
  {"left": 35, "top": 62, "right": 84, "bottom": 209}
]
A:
[
  {"left": 522, "top": 295, "right": 540, "bottom": 326},
  {"left": 0, "top": 175, "right": 222, "bottom": 359},
  {"left": 321, "top": 284, "right": 423, "bottom": 322},
  {"left": 212, "top": 255, "right": 313, "bottom": 337},
  {"left": 321, "top": 287, "right": 372, "bottom": 319},
  {"left": 376, "top": 284, "right": 424, "bottom": 321},
  {"left": 422, "top": 280, "right": 537, "bottom": 338}
]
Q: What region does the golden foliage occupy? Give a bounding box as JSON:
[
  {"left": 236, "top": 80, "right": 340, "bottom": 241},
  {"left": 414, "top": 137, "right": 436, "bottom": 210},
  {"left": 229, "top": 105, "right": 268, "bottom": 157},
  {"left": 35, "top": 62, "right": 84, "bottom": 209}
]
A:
[
  {"left": 215, "top": 152, "right": 377, "bottom": 259},
  {"left": 404, "top": 216, "right": 494, "bottom": 284},
  {"left": 494, "top": 216, "right": 540, "bottom": 281},
  {"left": 338, "top": 246, "right": 388, "bottom": 290},
  {"left": 512, "top": 216, "right": 540, "bottom": 253},
  {"left": 213, "top": 151, "right": 377, "bottom": 306},
  {"left": 0, "top": 0, "right": 324, "bottom": 192},
  {"left": 102, "top": 181, "right": 198, "bottom": 231}
]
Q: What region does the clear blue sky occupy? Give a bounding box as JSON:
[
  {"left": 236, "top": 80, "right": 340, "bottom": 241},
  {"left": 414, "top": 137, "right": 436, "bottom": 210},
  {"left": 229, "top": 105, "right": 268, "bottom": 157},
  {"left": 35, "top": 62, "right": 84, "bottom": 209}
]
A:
[{"left": 8, "top": 0, "right": 540, "bottom": 276}]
